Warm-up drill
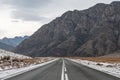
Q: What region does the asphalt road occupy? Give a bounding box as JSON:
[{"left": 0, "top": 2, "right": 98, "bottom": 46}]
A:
[
  {"left": 4, "top": 58, "right": 120, "bottom": 80},
  {"left": 5, "top": 59, "right": 62, "bottom": 80}
]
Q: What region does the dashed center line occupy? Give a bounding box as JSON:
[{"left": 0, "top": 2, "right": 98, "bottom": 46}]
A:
[
  {"left": 65, "top": 73, "right": 69, "bottom": 80},
  {"left": 61, "top": 59, "right": 65, "bottom": 80},
  {"left": 64, "top": 66, "right": 67, "bottom": 72},
  {"left": 61, "top": 59, "right": 69, "bottom": 80}
]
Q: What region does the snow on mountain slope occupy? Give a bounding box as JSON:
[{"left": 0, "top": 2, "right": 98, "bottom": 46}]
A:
[{"left": 0, "top": 49, "right": 30, "bottom": 59}]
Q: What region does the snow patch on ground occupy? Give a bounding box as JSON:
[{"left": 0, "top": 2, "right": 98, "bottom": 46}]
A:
[
  {"left": 0, "top": 58, "right": 58, "bottom": 80},
  {"left": 71, "top": 59, "right": 120, "bottom": 78},
  {"left": 0, "top": 49, "right": 58, "bottom": 79}
]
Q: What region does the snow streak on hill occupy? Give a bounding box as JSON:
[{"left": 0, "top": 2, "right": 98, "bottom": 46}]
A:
[{"left": 0, "top": 49, "right": 31, "bottom": 59}]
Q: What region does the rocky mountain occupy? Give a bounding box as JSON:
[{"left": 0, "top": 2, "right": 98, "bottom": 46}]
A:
[
  {"left": 0, "top": 42, "right": 14, "bottom": 51},
  {"left": 0, "top": 36, "right": 29, "bottom": 47},
  {"left": 14, "top": 1, "right": 120, "bottom": 57}
]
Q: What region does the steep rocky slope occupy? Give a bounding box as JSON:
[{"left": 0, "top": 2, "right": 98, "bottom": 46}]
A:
[{"left": 14, "top": 1, "right": 120, "bottom": 57}]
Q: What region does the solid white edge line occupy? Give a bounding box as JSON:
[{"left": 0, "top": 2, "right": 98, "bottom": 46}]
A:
[
  {"left": 68, "top": 58, "right": 120, "bottom": 79},
  {"left": 2, "top": 58, "right": 59, "bottom": 80}
]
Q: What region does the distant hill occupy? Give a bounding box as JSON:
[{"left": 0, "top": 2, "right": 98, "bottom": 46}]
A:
[
  {"left": 14, "top": 1, "right": 120, "bottom": 57},
  {"left": 100, "top": 52, "right": 120, "bottom": 58},
  {"left": 0, "top": 42, "right": 14, "bottom": 51},
  {"left": 0, "top": 36, "right": 29, "bottom": 47}
]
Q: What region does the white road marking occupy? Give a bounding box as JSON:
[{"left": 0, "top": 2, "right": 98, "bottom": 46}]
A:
[
  {"left": 61, "top": 59, "right": 65, "bottom": 80},
  {"left": 65, "top": 73, "right": 69, "bottom": 80},
  {"left": 64, "top": 66, "right": 67, "bottom": 72},
  {"left": 61, "top": 59, "right": 69, "bottom": 80}
]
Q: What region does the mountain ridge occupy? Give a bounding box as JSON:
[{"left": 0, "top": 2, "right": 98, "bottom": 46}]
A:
[
  {"left": 0, "top": 36, "right": 29, "bottom": 47},
  {"left": 14, "top": 1, "right": 120, "bottom": 57}
]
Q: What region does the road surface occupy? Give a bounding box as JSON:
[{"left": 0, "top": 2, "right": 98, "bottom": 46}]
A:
[{"left": 5, "top": 58, "right": 120, "bottom": 80}]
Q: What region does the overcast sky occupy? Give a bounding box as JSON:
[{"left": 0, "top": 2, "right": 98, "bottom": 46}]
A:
[{"left": 0, "top": 0, "right": 118, "bottom": 39}]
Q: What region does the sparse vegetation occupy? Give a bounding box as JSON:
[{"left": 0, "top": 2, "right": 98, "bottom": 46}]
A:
[
  {"left": 0, "top": 49, "right": 55, "bottom": 70},
  {"left": 0, "top": 56, "right": 54, "bottom": 70},
  {"left": 70, "top": 57, "right": 120, "bottom": 63}
]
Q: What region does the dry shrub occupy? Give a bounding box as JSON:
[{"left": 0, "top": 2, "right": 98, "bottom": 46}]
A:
[
  {"left": 106, "top": 65, "right": 114, "bottom": 67},
  {"left": 96, "top": 63, "right": 103, "bottom": 66}
]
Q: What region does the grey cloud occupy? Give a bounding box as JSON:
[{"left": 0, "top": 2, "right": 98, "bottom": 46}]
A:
[
  {"left": 0, "top": 0, "right": 116, "bottom": 22},
  {"left": 11, "top": 20, "right": 19, "bottom": 23},
  {"left": 3, "top": 0, "right": 51, "bottom": 8},
  {"left": 1, "top": 0, "right": 52, "bottom": 21},
  {"left": 12, "top": 10, "right": 47, "bottom": 21}
]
